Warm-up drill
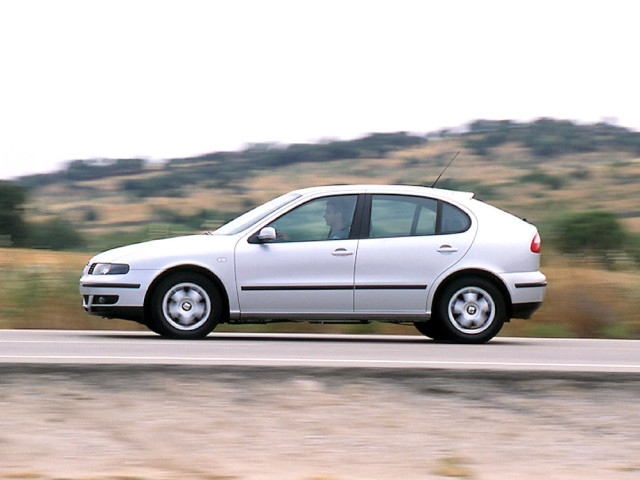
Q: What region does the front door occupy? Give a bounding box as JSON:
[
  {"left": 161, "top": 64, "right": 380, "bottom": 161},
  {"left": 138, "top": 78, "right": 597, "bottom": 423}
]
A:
[{"left": 235, "top": 195, "right": 359, "bottom": 317}]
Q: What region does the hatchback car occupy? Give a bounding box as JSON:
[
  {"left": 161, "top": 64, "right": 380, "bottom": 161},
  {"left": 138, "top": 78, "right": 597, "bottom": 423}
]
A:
[{"left": 80, "top": 185, "right": 546, "bottom": 342}]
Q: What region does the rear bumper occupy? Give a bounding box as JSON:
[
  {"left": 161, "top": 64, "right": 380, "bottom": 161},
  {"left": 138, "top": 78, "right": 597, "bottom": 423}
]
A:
[
  {"left": 511, "top": 301, "right": 543, "bottom": 319},
  {"left": 500, "top": 271, "right": 546, "bottom": 306}
]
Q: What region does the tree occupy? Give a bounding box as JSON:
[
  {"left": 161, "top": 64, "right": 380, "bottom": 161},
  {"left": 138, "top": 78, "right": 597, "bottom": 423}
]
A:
[{"left": 0, "top": 181, "right": 28, "bottom": 246}]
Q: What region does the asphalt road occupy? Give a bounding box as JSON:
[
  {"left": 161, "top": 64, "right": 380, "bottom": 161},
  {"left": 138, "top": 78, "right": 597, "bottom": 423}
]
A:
[{"left": 1, "top": 329, "right": 639, "bottom": 372}]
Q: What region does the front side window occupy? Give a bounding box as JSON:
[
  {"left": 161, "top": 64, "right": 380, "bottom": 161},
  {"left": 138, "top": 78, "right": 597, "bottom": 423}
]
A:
[
  {"left": 368, "top": 195, "right": 469, "bottom": 238},
  {"left": 265, "top": 195, "right": 358, "bottom": 242}
]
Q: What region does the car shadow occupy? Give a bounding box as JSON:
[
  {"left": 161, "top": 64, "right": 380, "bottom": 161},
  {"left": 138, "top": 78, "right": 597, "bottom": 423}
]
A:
[{"left": 97, "top": 331, "right": 527, "bottom": 345}]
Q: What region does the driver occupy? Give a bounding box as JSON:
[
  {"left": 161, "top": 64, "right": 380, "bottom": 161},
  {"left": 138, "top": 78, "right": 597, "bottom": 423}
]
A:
[{"left": 324, "top": 198, "right": 352, "bottom": 239}]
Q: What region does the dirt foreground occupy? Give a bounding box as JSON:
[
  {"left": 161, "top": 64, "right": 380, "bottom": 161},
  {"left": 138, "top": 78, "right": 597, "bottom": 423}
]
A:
[{"left": 1, "top": 365, "right": 639, "bottom": 480}]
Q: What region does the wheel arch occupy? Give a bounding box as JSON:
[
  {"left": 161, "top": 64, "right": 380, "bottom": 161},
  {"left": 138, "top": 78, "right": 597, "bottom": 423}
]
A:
[
  {"left": 431, "top": 269, "right": 513, "bottom": 320},
  {"left": 143, "top": 265, "right": 230, "bottom": 324}
]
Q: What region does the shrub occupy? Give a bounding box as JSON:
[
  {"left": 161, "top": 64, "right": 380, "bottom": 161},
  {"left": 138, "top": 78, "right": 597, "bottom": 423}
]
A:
[
  {"left": 625, "top": 233, "right": 640, "bottom": 265},
  {"left": 26, "top": 217, "right": 86, "bottom": 250},
  {"left": 519, "top": 170, "right": 566, "bottom": 190},
  {"left": 0, "top": 181, "right": 28, "bottom": 246},
  {"left": 552, "top": 210, "right": 626, "bottom": 259}
]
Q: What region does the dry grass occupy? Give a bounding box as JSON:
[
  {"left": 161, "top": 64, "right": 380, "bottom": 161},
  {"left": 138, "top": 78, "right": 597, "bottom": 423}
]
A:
[
  {"left": 503, "top": 255, "right": 640, "bottom": 338},
  {"left": 433, "top": 456, "right": 474, "bottom": 478},
  {"left": 0, "top": 248, "right": 87, "bottom": 269},
  {"left": 1, "top": 248, "right": 639, "bottom": 338},
  {"left": 0, "top": 248, "right": 142, "bottom": 331}
]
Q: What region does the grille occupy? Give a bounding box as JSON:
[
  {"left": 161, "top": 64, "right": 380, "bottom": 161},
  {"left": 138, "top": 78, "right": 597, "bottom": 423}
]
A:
[{"left": 88, "top": 263, "right": 96, "bottom": 274}]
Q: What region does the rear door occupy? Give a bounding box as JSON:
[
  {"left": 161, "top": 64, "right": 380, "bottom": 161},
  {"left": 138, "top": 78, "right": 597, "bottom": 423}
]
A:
[{"left": 354, "top": 194, "right": 476, "bottom": 314}]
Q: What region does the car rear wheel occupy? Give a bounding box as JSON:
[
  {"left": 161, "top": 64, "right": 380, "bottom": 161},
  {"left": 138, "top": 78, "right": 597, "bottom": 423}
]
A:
[
  {"left": 414, "top": 320, "right": 450, "bottom": 341},
  {"left": 435, "top": 277, "right": 506, "bottom": 344},
  {"left": 150, "top": 272, "right": 221, "bottom": 339}
]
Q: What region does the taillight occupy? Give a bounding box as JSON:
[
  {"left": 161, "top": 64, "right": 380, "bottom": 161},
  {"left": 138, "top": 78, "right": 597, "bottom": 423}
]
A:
[{"left": 530, "top": 232, "right": 541, "bottom": 254}]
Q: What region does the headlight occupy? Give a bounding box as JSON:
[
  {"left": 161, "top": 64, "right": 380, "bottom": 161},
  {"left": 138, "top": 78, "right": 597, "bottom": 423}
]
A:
[{"left": 90, "top": 263, "right": 130, "bottom": 275}]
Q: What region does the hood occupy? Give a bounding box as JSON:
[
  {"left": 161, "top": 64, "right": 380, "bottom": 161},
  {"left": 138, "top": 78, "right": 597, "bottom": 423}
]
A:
[{"left": 89, "top": 234, "right": 236, "bottom": 268}]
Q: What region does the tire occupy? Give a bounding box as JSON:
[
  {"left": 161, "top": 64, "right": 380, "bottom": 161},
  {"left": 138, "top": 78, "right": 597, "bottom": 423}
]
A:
[
  {"left": 434, "top": 277, "right": 506, "bottom": 344},
  {"left": 414, "top": 320, "right": 450, "bottom": 341},
  {"left": 149, "top": 272, "right": 221, "bottom": 339},
  {"left": 145, "top": 320, "right": 163, "bottom": 335}
]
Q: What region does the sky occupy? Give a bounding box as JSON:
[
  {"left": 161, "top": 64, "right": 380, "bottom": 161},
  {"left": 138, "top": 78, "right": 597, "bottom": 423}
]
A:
[{"left": 1, "top": 0, "right": 639, "bottom": 180}]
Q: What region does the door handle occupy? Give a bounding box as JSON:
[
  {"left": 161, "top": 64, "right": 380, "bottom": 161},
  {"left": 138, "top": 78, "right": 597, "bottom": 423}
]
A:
[
  {"left": 437, "top": 245, "right": 459, "bottom": 253},
  {"left": 332, "top": 248, "right": 354, "bottom": 256}
]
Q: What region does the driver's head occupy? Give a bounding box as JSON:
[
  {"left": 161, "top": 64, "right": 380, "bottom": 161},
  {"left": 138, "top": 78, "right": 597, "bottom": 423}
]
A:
[{"left": 324, "top": 198, "right": 350, "bottom": 229}]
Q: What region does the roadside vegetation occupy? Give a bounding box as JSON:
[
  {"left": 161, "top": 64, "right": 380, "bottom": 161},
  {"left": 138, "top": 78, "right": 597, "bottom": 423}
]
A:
[
  {"left": 1, "top": 247, "right": 639, "bottom": 338},
  {"left": 1, "top": 119, "right": 639, "bottom": 337}
]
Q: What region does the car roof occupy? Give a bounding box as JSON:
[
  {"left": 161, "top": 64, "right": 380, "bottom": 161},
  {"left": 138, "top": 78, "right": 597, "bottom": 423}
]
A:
[{"left": 291, "top": 184, "right": 475, "bottom": 202}]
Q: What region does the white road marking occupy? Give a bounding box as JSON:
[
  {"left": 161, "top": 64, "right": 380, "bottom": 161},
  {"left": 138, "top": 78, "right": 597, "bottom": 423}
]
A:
[{"left": 0, "top": 354, "right": 639, "bottom": 371}]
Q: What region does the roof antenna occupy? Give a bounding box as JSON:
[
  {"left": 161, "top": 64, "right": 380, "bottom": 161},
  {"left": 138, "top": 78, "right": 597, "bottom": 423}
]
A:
[{"left": 430, "top": 150, "right": 460, "bottom": 188}]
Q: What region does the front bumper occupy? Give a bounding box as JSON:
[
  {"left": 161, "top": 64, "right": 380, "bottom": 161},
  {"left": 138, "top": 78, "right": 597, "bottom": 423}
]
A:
[
  {"left": 80, "top": 270, "right": 151, "bottom": 322},
  {"left": 83, "top": 302, "right": 145, "bottom": 322}
]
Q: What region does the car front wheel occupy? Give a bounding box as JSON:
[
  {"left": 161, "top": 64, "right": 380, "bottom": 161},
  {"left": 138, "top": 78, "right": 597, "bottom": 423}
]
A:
[
  {"left": 434, "top": 277, "right": 506, "bottom": 344},
  {"left": 150, "top": 272, "right": 221, "bottom": 339}
]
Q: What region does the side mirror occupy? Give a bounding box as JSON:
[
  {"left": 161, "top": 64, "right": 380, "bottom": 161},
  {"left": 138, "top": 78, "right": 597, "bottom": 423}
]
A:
[{"left": 256, "top": 226, "right": 277, "bottom": 243}]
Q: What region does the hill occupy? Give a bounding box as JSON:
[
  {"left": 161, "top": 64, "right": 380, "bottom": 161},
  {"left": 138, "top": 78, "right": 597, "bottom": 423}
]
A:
[{"left": 15, "top": 119, "right": 640, "bottom": 251}]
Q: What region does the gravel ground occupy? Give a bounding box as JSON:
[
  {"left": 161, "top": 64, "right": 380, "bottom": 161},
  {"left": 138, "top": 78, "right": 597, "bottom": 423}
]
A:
[{"left": 0, "top": 365, "right": 639, "bottom": 480}]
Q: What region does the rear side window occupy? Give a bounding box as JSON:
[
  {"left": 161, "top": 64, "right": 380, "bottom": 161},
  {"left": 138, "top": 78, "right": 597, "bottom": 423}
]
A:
[
  {"left": 368, "top": 195, "right": 470, "bottom": 238},
  {"left": 369, "top": 196, "right": 437, "bottom": 238},
  {"left": 439, "top": 201, "right": 471, "bottom": 234}
]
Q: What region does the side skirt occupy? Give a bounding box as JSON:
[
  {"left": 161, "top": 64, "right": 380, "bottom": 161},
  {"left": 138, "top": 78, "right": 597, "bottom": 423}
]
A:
[{"left": 233, "top": 312, "right": 431, "bottom": 324}]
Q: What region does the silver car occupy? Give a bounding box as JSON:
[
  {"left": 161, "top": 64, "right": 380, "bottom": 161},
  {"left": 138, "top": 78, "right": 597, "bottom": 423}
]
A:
[{"left": 80, "top": 185, "right": 546, "bottom": 343}]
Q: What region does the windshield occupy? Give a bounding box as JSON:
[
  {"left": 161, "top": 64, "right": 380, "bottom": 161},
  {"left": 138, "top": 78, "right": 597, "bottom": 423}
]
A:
[{"left": 212, "top": 192, "right": 301, "bottom": 235}]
